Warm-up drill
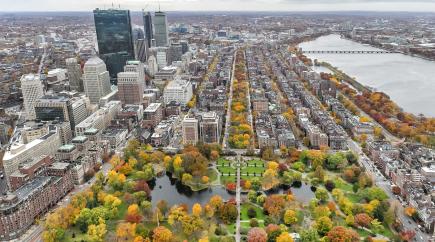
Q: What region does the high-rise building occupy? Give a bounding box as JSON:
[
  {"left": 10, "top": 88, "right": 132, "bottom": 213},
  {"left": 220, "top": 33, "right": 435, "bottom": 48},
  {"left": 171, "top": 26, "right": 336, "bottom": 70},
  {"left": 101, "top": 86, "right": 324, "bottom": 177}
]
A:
[
  {"left": 83, "top": 57, "right": 111, "bottom": 104},
  {"left": 117, "top": 61, "right": 145, "bottom": 105},
  {"left": 135, "top": 39, "right": 148, "bottom": 63},
  {"left": 199, "top": 111, "right": 220, "bottom": 144},
  {"left": 33, "top": 94, "right": 90, "bottom": 134},
  {"left": 163, "top": 77, "right": 193, "bottom": 105},
  {"left": 182, "top": 116, "right": 198, "bottom": 145},
  {"left": 21, "top": 74, "right": 44, "bottom": 120},
  {"left": 143, "top": 11, "right": 154, "bottom": 48},
  {"left": 93, "top": 8, "right": 135, "bottom": 85},
  {"left": 154, "top": 11, "right": 169, "bottom": 47},
  {"left": 66, "top": 58, "right": 83, "bottom": 92}
]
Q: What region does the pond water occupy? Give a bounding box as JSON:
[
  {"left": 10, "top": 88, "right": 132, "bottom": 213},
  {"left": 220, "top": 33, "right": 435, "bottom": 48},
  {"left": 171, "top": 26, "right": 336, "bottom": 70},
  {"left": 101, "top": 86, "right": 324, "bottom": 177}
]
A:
[
  {"left": 148, "top": 173, "right": 233, "bottom": 207},
  {"left": 265, "top": 182, "right": 316, "bottom": 204}
]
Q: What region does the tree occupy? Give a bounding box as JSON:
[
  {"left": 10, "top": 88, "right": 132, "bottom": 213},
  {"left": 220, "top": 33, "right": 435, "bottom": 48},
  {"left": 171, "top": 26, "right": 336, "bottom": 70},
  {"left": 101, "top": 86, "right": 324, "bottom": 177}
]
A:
[
  {"left": 126, "top": 204, "right": 142, "bottom": 223},
  {"left": 192, "top": 203, "right": 202, "bottom": 217},
  {"left": 276, "top": 232, "right": 294, "bottom": 242},
  {"left": 263, "top": 195, "right": 286, "bottom": 220},
  {"left": 326, "top": 226, "right": 359, "bottom": 242},
  {"left": 87, "top": 219, "right": 107, "bottom": 242},
  {"left": 313, "top": 206, "right": 331, "bottom": 219},
  {"left": 75, "top": 207, "right": 109, "bottom": 233},
  {"left": 201, "top": 176, "right": 210, "bottom": 184},
  {"left": 182, "top": 173, "right": 192, "bottom": 184},
  {"left": 315, "top": 188, "right": 329, "bottom": 203},
  {"left": 400, "top": 230, "right": 416, "bottom": 241},
  {"left": 283, "top": 209, "right": 298, "bottom": 225},
  {"left": 210, "top": 150, "right": 220, "bottom": 160},
  {"left": 152, "top": 226, "right": 173, "bottom": 242},
  {"left": 116, "top": 222, "right": 136, "bottom": 241},
  {"left": 345, "top": 215, "right": 355, "bottom": 226},
  {"left": 326, "top": 153, "right": 347, "bottom": 170},
  {"left": 325, "top": 180, "right": 335, "bottom": 192},
  {"left": 313, "top": 166, "right": 325, "bottom": 182},
  {"left": 300, "top": 229, "right": 319, "bottom": 242},
  {"left": 354, "top": 213, "right": 372, "bottom": 228},
  {"left": 219, "top": 203, "right": 238, "bottom": 224},
  {"left": 392, "top": 186, "right": 401, "bottom": 195},
  {"left": 315, "top": 216, "right": 333, "bottom": 235},
  {"left": 181, "top": 214, "right": 204, "bottom": 236},
  {"left": 209, "top": 195, "right": 223, "bottom": 210},
  {"left": 358, "top": 187, "right": 388, "bottom": 201},
  {"left": 248, "top": 227, "right": 267, "bottom": 242},
  {"left": 404, "top": 206, "right": 416, "bottom": 217}
]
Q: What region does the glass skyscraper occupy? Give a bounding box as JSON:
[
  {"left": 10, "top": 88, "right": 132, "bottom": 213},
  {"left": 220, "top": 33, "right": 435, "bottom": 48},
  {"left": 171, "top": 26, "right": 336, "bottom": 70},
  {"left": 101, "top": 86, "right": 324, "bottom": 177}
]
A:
[
  {"left": 143, "top": 11, "right": 154, "bottom": 48},
  {"left": 93, "top": 8, "right": 135, "bottom": 85},
  {"left": 154, "top": 11, "right": 169, "bottom": 47}
]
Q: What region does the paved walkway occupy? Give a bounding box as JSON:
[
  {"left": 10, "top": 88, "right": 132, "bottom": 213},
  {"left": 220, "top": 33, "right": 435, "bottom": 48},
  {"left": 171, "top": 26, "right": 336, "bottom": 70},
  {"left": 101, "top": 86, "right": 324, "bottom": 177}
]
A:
[{"left": 235, "top": 155, "right": 241, "bottom": 242}]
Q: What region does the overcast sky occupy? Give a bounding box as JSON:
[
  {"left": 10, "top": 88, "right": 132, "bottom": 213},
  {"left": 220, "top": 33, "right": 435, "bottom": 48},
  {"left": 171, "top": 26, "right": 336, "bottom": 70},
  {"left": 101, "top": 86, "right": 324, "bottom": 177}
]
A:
[{"left": 1, "top": 0, "right": 435, "bottom": 12}]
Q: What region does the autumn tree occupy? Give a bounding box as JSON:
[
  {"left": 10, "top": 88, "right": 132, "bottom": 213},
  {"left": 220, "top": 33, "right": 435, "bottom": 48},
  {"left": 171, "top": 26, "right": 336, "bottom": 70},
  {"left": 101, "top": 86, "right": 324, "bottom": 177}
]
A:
[
  {"left": 354, "top": 213, "right": 373, "bottom": 228},
  {"left": 125, "top": 204, "right": 142, "bottom": 223},
  {"left": 263, "top": 195, "right": 286, "bottom": 221},
  {"left": 116, "top": 222, "right": 137, "bottom": 241},
  {"left": 152, "top": 226, "right": 173, "bottom": 242},
  {"left": 276, "top": 232, "right": 294, "bottom": 242},
  {"left": 247, "top": 227, "right": 268, "bottom": 242},
  {"left": 86, "top": 218, "right": 107, "bottom": 242},
  {"left": 326, "top": 226, "right": 359, "bottom": 242},
  {"left": 283, "top": 209, "right": 298, "bottom": 225},
  {"left": 192, "top": 203, "right": 202, "bottom": 217},
  {"left": 315, "top": 216, "right": 333, "bottom": 235}
]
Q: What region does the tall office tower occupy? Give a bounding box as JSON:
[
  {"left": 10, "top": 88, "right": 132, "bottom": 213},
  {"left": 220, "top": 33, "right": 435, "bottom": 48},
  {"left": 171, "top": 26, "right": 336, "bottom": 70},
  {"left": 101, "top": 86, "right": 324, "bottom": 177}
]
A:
[
  {"left": 199, "top": 111, "right": 220, "bottom": 144},
  {"left": 117, "top": 61, "right": 145, "bottom": 105},
  {"left": 182, "top": 116, "right": 199, "bottom": 145},
  {"left": 83, "top": 57, "right": 111, "bottom": 104},
  {"left": 154, "top": 11, "right": 169, "bottom": 47},
  {"left": 143, "top": 11, "right": 154, "bottom": 48},
  {"left": 21, "top": 74, "right": 44, "bottom": 120},
  {"left": 66, "top": 58, "right": 84, "bottom": 92},
  {"left": 93, "top": 8, "right": 135, "bottom": 85},
  {"left": 135, "top": 39, "right": 148, "bottom": 63},
  {"left": 180, "top": 40, "right": 189, "bottom": 54}
]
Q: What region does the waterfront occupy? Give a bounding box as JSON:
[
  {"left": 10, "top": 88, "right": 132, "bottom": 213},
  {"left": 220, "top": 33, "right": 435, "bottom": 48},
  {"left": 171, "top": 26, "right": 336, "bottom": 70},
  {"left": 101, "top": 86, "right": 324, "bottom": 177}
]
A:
[{"left": 299, "top": 34, "right": 435, "bottom": 117}]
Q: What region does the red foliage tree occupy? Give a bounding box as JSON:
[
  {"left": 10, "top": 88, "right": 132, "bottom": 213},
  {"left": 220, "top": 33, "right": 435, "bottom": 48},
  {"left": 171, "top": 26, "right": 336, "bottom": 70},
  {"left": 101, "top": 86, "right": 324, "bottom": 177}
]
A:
[
  {"left": 226, "top": 183, "right": 236, "bottom": 191},
  {"left": 327, "top": 226, "right": 359, "bottom": 242},
  {"left": 354, "top": 213, "right": 372, "bottom": 228},
  {"left": 263, "top": 195, "right": 286, "bottom": 218},
  {"left": 400, "top": 230, "right": 416, "bottom": 242},
  {"left": 247, "top": 227, "right": 267, "bottom": 242}
]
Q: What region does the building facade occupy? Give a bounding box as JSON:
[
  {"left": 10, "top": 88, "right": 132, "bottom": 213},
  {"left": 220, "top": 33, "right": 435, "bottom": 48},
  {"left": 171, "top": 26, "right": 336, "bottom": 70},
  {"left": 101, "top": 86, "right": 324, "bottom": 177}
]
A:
[
  {"left": 182, "top": 116, "right": 199, "bottom": 145},
  {"left": 21, "top": 74, "right": 44, "bottom": 120},
  {"left": 66, "top": 58, "right": 84, "bottom": 92},
  {"left": 154, "top": 11, "right": 169, "bottom": 47},
  {"left": 93, "top": 8, "right": 135, "bottom": 84},
  {"left": 83, "top": 57, "right": 112, "bottom": 104}
]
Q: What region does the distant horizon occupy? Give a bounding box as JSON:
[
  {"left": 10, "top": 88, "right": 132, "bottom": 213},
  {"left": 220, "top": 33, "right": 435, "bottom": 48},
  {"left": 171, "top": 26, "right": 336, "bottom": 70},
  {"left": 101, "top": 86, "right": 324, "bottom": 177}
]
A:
[{"left": 1, "top": 0, "right": 435, "bottom": 13}]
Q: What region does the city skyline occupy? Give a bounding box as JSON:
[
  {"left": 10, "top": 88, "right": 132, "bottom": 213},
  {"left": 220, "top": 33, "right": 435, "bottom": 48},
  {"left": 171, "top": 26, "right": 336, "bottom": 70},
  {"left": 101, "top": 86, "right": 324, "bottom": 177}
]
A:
[{"left": 1, "top": 0, "right": 435, "bottom": 12}]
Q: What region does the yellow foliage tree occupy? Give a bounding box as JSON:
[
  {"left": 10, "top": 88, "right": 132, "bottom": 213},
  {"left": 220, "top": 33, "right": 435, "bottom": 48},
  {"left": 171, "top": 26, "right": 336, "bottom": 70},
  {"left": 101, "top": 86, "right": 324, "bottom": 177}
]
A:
[
  {"left": 192, "top": 203, "right": 202, "bottom": 217},
  {"left": 276, "top": 232, "right": 294, "bottom": 242}
]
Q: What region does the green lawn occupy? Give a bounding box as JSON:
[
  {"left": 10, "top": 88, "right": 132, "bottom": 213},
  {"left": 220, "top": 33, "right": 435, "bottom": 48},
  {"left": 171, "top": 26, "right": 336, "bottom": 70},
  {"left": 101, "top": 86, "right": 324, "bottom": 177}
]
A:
[
  {"left": 217, "top": 158, "right": 232, "bottom": 166},
  {"left": 241, "top": 166, "right": 265, "bottom": 174},
  {"left": 241, "top": 203, "right": 265, "bottom": 221},
  {"left": 333, "top": 178, "right": 354, "bottom": 192},
  {"left": 246, "top": 159, "right": 265, "bottom": 166},
  {"left": 218, "top": 166, "right": 236, "bottom": 174}
]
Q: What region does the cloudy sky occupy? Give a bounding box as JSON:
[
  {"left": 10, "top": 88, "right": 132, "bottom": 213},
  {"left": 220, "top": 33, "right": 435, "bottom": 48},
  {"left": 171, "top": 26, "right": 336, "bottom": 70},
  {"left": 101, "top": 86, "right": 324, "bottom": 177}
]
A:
[{"left": 1, "top": 0, "right": 435, "bottom": 12}]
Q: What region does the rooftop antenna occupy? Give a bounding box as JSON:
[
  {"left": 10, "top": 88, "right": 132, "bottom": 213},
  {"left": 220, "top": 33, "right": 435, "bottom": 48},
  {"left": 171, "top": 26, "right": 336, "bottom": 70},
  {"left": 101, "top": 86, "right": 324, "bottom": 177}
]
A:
[
  {"left": 119, "top": 4, "right": 121, "bottom": 9},
  {"left": 112, "top": 2, "right": 114, "bottom": 8},
  {"left": 158, "top": 0, "right": 161, "bottom": 12}
]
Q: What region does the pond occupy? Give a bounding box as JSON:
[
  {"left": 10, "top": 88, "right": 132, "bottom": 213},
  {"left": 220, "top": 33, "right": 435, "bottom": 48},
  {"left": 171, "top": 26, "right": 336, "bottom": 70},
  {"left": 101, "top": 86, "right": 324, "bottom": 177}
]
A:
[
  {"left": 148, "top": 173, "right": 233, "bottom": 207},
  {"left": 265, "top": 182, "right": 316, "bottom": 204}
]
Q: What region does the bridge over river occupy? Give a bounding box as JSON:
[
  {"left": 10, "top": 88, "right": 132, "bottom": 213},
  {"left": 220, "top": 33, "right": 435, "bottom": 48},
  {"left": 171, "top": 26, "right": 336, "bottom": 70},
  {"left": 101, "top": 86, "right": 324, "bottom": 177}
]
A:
[{"left": 302, "top": 50, "right": 397, "bottom": 54}]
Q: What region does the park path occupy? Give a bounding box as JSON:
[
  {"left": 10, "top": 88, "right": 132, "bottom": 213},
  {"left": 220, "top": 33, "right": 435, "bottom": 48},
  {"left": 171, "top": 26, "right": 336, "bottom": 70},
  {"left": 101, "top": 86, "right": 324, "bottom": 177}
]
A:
[{"left": 235, "top": 154, "right": 241, "bottom": 242}]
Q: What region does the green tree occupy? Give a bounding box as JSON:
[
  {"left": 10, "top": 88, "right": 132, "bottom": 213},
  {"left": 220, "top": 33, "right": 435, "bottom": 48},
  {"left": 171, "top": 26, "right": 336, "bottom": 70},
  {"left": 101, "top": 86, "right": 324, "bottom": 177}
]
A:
[
  {"left": 283, "top": 209, "right": 298, "bottom": 225},
  {"left": 299, "top": 229, "right": 319, "bottom": 242},
  {"left": 315, "top": 188, "right": 329, "bottom": 203},
  {"left": 315, "top": 216, "right": 333, "bottom": 235}
]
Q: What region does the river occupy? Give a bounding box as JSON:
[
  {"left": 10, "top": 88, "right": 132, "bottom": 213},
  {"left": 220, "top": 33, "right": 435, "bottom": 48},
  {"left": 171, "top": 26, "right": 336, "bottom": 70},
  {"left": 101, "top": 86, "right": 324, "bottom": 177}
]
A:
[{"left": 299, "top": 34, "right": 435, "bottom": 117}]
